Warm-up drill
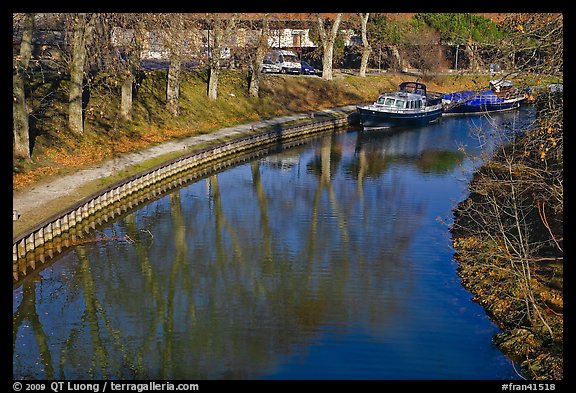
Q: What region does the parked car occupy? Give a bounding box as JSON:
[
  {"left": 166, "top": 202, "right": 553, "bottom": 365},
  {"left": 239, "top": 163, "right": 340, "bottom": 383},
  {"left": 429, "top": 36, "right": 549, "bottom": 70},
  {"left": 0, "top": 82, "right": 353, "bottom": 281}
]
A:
[
  {"left": 260, "top": 57, "right": 280, "bottom": 74},
  {"left": 260, "top": 50, "right": 301, "bottom": 74},
  {"left": 300, "top": 61, "right": 321, "bottom": 76}
]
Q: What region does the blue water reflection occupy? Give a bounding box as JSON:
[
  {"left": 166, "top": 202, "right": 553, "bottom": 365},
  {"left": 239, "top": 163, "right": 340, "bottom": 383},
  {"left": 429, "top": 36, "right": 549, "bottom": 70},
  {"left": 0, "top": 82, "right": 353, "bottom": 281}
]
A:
[{"left": 13, "top": 107, "right": 535, "bottom": 380}]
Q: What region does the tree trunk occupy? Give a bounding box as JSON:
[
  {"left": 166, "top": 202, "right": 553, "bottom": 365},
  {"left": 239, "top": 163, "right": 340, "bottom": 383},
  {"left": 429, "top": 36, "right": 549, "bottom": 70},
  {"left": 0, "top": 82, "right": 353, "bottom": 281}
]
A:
[
  {"left": 390, "top": 45, "right": 403, "bottom": 71},
  {"left": 248, "top": 18, "right": 270, "bottom": 98},
  {"left": 13, "top": 12, "right": 34, "bottom": 159},
  {"left": 120, "top": 19, "right": 146, "bottom": 122},
  {"left": 207, "top": 23, "right": 225, "bottom": 101},
  {"left": 68, "top": 14, "right": 94, "bottom": 135},
  {"left": 317, "top": 13, "right": 343, "bottom": 81},
  {"left": 166, "top": 55, "right": 181, "bottom": 116},
  {"left": 120, "top": 74, "right": 133, "bottom": 121},
  {"left": 207, "top": 17, "right": 235, "bottom": 101},
  {"left": 360, "top": 48, "right": 371, "bottom": 77},
  {"left": 359, "top": 13, "right": 371, "bottom": 77},
  {"left": 248, "top": 56, "right": 262, "bottom": 98},
  {"left": 162, "top": 15, "right": 186, "bottom": 117},
  {"left": 13, "top": 76, "right": 30, "bottom": 159},
  {"left": 321, "top": 44, "right": 334, "bottom": 81},
  {"left": 465, "top": 37, "right": 480, "bottom": 72},
  {"left": 208, "top": 66, "right": 219, "bottom": 101}
]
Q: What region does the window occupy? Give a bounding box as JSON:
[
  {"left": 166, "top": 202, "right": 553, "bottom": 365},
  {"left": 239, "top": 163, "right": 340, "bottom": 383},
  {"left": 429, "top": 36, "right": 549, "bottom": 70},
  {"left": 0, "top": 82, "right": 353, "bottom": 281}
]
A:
[
  {"left": 377, "top": 97, "right": 385, "bottom": 105},
  {"left": 283, "top": 54, "right": 299, "bottom": 63},
  {"left": 395, "top": 100, "right": 405, "bottom": 108},
  {"left": 149, "top": 31, "right": 164, "bottom": 52},
  {"left": 415, "top": 100, "right": 421, "bottom": 109},
  {"left": 384, "top": 98, "right": 395, "bottom": 106},
  {"left": 292, "top": 34, "right": 302, "bottom": 48}
]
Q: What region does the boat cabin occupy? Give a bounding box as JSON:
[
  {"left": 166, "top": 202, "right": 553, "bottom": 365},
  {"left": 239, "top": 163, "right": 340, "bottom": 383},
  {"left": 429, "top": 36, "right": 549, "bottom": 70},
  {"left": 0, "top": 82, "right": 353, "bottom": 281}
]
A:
[
  {"left": 489, "top": 79, "right": 514, "bottom": 93},
  {"left": 399, "top": 81, "right": 428, "bottom": 96},
  {"left": 489, "top": 79, "right": 522, "bottom": 99},
  {"left": 375, "top": 95, "right": 424, "bottom": 110},
  {"left": 374, "top": 81, "right": 443, "bottom": 108}
]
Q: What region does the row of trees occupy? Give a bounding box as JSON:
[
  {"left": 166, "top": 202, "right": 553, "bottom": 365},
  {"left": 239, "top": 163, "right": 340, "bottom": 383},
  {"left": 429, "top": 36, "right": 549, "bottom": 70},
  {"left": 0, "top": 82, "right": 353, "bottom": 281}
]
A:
[
  {"left": 12, "top": 13, "right": 342, "bottom": 160},
  {"left": 13, "top": 13, "right": 562, "bottom": 160}
]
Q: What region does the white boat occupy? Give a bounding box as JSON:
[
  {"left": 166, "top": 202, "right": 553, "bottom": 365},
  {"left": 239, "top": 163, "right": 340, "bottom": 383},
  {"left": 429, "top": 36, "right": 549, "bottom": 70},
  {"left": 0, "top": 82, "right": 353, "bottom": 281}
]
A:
[{"left": 357, "top": 82, "right": 444, "bottom": 129}]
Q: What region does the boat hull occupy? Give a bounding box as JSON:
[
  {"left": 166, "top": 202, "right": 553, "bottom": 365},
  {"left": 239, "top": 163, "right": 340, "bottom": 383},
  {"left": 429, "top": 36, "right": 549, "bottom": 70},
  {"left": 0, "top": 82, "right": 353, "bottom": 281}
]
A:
[
  {"left": 443, "top": 98, "right": 525, "bottom": 114},
  {"left": 442, "top": 88, "right": 527, "bottom": 115},
  {"left": 357, "top": 106, "right": 443, "bottom": 129}
]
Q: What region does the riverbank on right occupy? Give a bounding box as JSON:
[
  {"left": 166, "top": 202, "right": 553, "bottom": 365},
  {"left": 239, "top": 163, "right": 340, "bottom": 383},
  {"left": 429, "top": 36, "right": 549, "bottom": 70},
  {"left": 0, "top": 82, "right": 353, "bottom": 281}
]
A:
[{"left": 450, "top": 91, "right": 563, "bottom": 380}]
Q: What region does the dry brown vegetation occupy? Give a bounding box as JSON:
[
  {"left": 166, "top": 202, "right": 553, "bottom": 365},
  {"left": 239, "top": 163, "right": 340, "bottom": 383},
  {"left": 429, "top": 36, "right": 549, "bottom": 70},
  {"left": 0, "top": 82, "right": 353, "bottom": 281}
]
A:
[{"left": 451, "top": 91, "right": 563, "bottom": 380}]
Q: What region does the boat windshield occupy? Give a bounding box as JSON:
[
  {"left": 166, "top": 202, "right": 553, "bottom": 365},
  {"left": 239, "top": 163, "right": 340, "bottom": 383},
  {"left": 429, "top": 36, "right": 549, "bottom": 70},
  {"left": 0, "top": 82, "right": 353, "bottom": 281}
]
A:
[
  {"left": 395, "top": 100, "right": 405, "bottom": 108},
  {"left": 384, "top": 98, "right": 395, "bottom": 106}
]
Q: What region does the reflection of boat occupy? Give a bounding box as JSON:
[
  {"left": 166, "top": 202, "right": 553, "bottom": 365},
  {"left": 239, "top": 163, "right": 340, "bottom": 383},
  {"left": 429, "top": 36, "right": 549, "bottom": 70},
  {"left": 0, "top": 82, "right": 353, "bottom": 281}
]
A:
[
  {"left": 261, "top": 155, "right": 300, "bottom": 170},
  {"left": 356, "top": 82, "right": 443, "bottom": 129},
  {"left": 442, "top": 79, "right": 527, "bottom": 114}
]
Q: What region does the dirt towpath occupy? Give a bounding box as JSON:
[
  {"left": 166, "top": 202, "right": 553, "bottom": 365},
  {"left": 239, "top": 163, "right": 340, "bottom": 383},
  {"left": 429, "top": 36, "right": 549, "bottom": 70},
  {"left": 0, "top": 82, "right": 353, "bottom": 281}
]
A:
[{"left": 13, "top": 105, "right": 358, "bottom": 239}]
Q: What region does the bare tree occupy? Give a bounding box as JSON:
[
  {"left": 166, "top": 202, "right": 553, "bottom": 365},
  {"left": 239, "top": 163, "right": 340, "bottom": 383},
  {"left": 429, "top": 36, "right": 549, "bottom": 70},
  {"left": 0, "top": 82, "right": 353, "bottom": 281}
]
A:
[
  {"left": 464, "top": 36, "right": 482, "bottom": 72},
  {"left": 13, "top": 13, "right": 34, "bottom": 159},
  {"left": 316, "top": 13, "right": 343, "bottom": 81},
  {"left": 115, "top": 14, "right": 147, "bottom": 121},
  {"left": 358, "top": 13, "right": 371, "bottom": 77},
  {"left": 88, "top": 13, "right": 145, "bottom": 122},
  {"left": 70, "top": 13, "right": 149, "bottom": 126},
  {"left": 207, "top": 15, "right": 236, "bottom": 101},
  {"left": 248, "top": 15, "right": 270, "bottom": 98},
  {"left": 136, "top": 14, "right": 201, "bottom": 117},
  {"left": 165, "top": 14, "right": 185, "bottom": 116},
  {"left": 67, "top": 13, "right": 96, "bottom": 135},
  {"left": 401, "top": 26, "right": 445, "bottom": 79},
  {"left": 498, "top": 13, "right": 563, "bottom": 77}
]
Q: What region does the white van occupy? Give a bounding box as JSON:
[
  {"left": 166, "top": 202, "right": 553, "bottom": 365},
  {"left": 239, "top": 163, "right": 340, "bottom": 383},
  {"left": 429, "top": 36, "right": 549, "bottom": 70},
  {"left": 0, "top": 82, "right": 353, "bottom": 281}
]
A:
[{"left": 261, "top": 50, "right": 301, "bottom": 74}]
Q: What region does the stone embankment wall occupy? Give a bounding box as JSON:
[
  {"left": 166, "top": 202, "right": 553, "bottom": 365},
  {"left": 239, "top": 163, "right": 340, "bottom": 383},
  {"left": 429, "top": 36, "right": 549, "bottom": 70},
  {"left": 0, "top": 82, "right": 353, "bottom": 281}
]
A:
[{"left": 13, "top": 111, "right": 358, "bottom": 284}]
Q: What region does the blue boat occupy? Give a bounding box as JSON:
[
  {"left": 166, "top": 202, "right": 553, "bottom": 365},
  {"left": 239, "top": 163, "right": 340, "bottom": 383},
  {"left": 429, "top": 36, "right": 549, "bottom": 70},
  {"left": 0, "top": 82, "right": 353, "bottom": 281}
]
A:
[
  {"left": 442, "top": 79, "right": 527, "bottom": 114},
  {"left": 357, "top": 82, "right": 444, "bottom": 129}
]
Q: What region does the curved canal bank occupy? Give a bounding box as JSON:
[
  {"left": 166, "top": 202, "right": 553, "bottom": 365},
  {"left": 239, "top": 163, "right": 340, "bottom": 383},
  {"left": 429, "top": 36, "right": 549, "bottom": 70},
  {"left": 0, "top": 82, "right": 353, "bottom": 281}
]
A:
[
  {"left": 14, "top": 72, "right": 506, "bottom": 233},
  {"left": 13, "top": 105, "right": 359, "bottom": 282},
  {"left": 14, "top": 114, "right": 529, "bottom": 379},
  {"left": 451, "top": 175, "right": 563, "bottom": 380},
  {"left": 450, "top": 94, "right": 563, "bottom": 380},
  {"left": 13, "top": 71, "right": 562, "bottom": 380}
]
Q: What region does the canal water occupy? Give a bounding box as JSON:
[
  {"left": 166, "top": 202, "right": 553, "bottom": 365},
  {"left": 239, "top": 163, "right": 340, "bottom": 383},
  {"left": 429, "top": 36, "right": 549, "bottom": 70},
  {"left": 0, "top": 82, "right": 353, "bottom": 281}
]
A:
[{"left": 13, "top": 107, "right": 535, "bottom": 380}]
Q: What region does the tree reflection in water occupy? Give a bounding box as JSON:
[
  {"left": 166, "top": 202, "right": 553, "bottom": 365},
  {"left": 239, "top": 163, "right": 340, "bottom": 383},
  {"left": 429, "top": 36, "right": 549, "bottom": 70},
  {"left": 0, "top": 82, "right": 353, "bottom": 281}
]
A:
[{"left": 14, "top": 110, "right": 532, "bottom": 379}]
